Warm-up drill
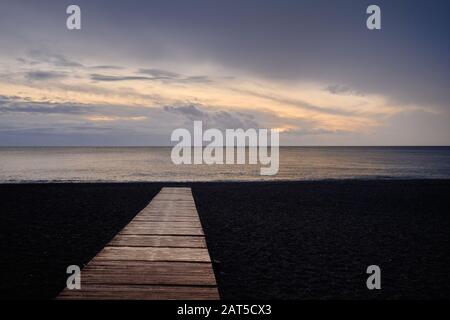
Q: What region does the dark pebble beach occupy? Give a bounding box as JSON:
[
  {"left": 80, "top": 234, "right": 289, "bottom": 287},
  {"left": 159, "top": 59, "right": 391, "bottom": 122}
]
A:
[{"left": 1, "top": 180, "right": 449, "bottom": 299}]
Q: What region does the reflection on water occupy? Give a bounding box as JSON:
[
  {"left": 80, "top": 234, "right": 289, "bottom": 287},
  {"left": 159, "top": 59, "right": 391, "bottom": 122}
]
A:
[{"left": 0, "top": 147, "right": 450, "bottom": 182}]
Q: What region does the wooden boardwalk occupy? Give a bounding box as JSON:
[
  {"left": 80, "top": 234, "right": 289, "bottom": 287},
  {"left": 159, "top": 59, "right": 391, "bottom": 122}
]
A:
[{"left": 58, "top": 187, "right": 219, "bottom": 300}]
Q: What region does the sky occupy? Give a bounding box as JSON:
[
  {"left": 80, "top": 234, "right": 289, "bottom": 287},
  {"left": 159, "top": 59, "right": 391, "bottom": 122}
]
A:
[{"left": 0, "top": 0, "right": 449, "bottom": 146}]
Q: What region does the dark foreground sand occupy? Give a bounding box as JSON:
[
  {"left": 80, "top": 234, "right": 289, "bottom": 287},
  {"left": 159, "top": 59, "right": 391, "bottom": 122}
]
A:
[
  {"left": 194, "top": 180, "right": 450, "bottom": 299},
  {"left": 1, "top": 180, "right": 449, "bottom": 299},
  {"left": 0, "top": 184, "right": 161, "bottom": 299}
]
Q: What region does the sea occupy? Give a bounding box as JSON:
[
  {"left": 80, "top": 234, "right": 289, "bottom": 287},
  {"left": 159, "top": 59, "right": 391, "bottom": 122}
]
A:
[{"left": 0, "top": 147, "right": 449, "bottom": 183}]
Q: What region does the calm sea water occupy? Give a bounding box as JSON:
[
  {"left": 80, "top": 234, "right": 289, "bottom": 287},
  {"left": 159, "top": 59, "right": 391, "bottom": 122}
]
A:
[{"left": 0, "top": 147, "right": 449, "bottom": 183}]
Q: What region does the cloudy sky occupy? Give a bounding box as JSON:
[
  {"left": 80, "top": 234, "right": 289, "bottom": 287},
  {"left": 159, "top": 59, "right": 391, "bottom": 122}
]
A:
[{"left": 0, "top": 0, "right": 449, "bottom": 146}]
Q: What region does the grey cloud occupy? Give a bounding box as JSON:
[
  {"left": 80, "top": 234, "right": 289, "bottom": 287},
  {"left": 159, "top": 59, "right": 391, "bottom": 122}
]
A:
[
  {"left": 0, "top": 95, "right": 23, "bottom": 103},
  {"left": 183, "top": 76, "right": 212, "bottom": 84},
  {"left": 164, "top": 105, "right": 207, "bottom": 119},
  {"left": 22, "top": 52, "right": 126, "bottom": 71},
  {"left": 16, "top": 57, "right": 39, "bottom": 66},
  {"left": 0, "top": 95, "right": 91, "bottom": 115},
  {"left": 92, "top": 68, "right": 184, "bottom": 82},
  {"left": 91, "top": 65, "right": 124, "bottom": 70},
  {"left": 138, "top": 69, "right": 212, "bottom": 84},
  {"left": 0, "top": 102, "right": 85, "bottom": 115},
  {"left": 25, "top": 71, "right": 67, "bottom": 81},
  {"left": 27, "top": 51, "right": 84, "bottom": 68},
  {"left": 0, "top": 95, "right": 155, "bottom": 118},
  {"left": 211, "top": 110, "right": 258, "bottom": 129},
  {"left": 138, "top": 68, "right": 180, "bottom": 79},
  {"left": 325, "top": 85, "right": 364, "bottom": 97},
  {"left": 47, "top": 54, "right": 83, "bottom": 67},
  {"left": 91, "top": 71, "right": 212, "bottom": 84},
  {"left": 164, "top": 104, "right": 258, "bottom": 129},
  {"left": 49, "top": 55, "right": 83, "bottom": 67},
  {"left": 36, "top": 82, "right": 165, "bottom": 105},
  {"left": 90, "top": 74, "right": 154, "bottom": 82}
]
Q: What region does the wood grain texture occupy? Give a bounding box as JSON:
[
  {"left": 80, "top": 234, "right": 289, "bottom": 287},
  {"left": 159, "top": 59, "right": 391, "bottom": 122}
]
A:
[
  {"left": 119, "top": 227, "right": 204, "bottom": 236},
  {"left": 57, "top": 187, "right": 219, "bottom": 300},
  {"left": 109, "top": 235, "right": 207, "bottom": 247},
  {"left": 95, "top": 246, "right": 211, "bottom": 262},
  {"left": 58, "top": 284, "right": 219, "bottom": 300},
  {"left": 126, "top": 221, "right": 203, "bottom": 228},
  {"left": 81, "top": 261, "right": 217, "bottom": 285}
]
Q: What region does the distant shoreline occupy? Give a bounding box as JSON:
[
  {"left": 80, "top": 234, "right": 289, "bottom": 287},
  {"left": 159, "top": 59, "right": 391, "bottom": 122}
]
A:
[{"left": 1, "top": 177, "right": 450, "bottom": 185}]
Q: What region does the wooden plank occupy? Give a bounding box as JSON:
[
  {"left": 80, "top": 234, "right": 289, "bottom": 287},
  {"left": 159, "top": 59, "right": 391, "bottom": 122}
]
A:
[
  {"left": 119, "top": 227, "right": 204, "bottom": 236},
  {"left": 138, "top": 213, "right": 200, "bottom": 219},
  {"left": 133, "top": 216, "right": 200, "bottom": 222},
  {"left": 58, "top": 284, "right": 219, "bottom": 300},
  {"left": 95, "top": 246, "right": 211, "bottom": 262},
  {"left": 58, "top": 187, "right": 219, "bottom": 300},
  {"left": 126, "top": 221, "right": 202, "bottom": 229},
  {"left": 144, "top": 208, "right": 198, "bottom": 212},
  {"left": 145, "top": 200, "right": 196, "bottom": 204},
  {"left": 141, "top": 208, "right": 198, "bottom": 212},
  {"left": 81, "top": 261, "right": 217, "bottom": 285},
  {"left": 109, "top": 235, "right": 206, "bottom": 248},
  {"left": 142, "top": 208, "right": 198, "bottom": 214}
]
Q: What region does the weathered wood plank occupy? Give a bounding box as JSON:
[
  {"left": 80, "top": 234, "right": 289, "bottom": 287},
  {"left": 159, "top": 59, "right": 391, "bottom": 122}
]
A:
[
  {"left": 81, "top": 261, "right": 217, "bottom": 285},
  {"left": 95, "top": 246, "right": 211, "bottom": 262},
  {"left": 126, "top": 221, "right": 202, "bottom": 229},
  {"left": 119, "top": 227, "right": 204, "bottom": 236},
  {"left": 145, "top": 207, "right": 197, "bottom": 210},
  {"left": 138, "top": 213, "right": 200, "bottom": 219},
  {"left": 142, "top": 208, "right": 198, "bottom": 214},
  {"left": 133, "top": 216, "right": 200, "bottom": 222},
  {"left": 58, "top": 284, "right": 219, "bottom": 300},
  {"left": 109, "top": 235, "right": 206, "bottom": 248}
]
